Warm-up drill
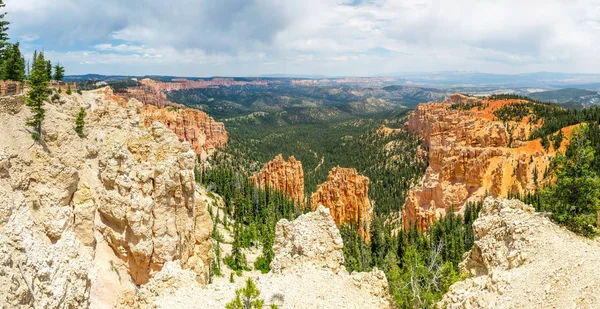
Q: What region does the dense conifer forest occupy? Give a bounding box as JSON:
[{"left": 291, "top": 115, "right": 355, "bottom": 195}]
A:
[
  {"left": 199, "top": 107, "right": 487, "bottom": 307},
  {"left": 195, "top": 89, "right": 600, "bottom": 307}
]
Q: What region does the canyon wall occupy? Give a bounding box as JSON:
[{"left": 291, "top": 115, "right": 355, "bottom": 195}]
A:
[
  {"left": 139, "top": 77, "right": 269, "bottom": 92},
  {"left": 143, "top": 105, "right": 228, "bottom": 160},
  {"left": 0, "top": 88, "right": 213, "bottom": 308},
  {"left": 249, "top": 154, "right": 305, "bottom": 205},
  {"left": 116, "top": 83, "right": 228, "bottom": 159},
  {"left": 310, "top": 167, "right": 372, "bottom": 241},
  {"left": 402, "top": 94, "right": 570, "bottom": 231}
]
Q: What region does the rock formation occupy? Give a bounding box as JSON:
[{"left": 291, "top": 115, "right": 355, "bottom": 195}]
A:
[
  {"left": 0, "top": 87, "right": 213, "bottom": 307},
  {"left": 143, "top": 104, "right": 228, "bottom": 160},
  {"left": 249, "top": 154, "right": 304, "bottom": 205},
  {"left": 439, "top": 198, "right": 600, "bottom": 308},
  {"left": 0, "top": 229, "right": 91, "bottom": 308},
  {"left": 143, "top": 206, "right": 391, "bottom": 309},
  {"left": 116, "top": 82, "right": 228, "bottom": 159},
  {"left": 310, "top": 167, "right": 372, "bottom": 241},
  {"left": 402, "top": 94, "right": 572, "bottom": 231},
  {"left": 270, "top": 205, "right": 345, "bottom": 274},
  {"left": 139, "top": 77, "right": 269, "bottom": 92}
]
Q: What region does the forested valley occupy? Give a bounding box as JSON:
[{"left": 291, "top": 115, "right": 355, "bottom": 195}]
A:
[{"left": 198, "top": 105, "right": 487, "bottom": 307}]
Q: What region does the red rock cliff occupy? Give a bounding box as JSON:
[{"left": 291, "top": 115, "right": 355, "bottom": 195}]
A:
[
  {"left": 143, "top": 105, "right": 228, "bottom": 160},
  {"left": 310, "top": 167, "right": 372, "bottom": 241},
  {"left": 249, "top": 154, "right": 305, "bottom": 205},
  {"left": 402, "top": 94, "right": 573, "bottom": 231}
]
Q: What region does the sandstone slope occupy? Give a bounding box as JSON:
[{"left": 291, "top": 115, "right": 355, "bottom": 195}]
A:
[
  {"left": 0, "top": 88, "right": 212, "bottom": 308},
  {"left": 143, "top": 104, "right": 228, "bottom": 161},
  {"left": 249, "top": 154, "right": 304, "bottom": 205},
  {"left": 311, "top": 167, "right": 372, "bottom": 240},
  {"left": 117, "top": 84, "right": 228, "bottom": 159},
  {"left": 439, "top": 198, "right": 600, "bottom": 308},
  {"left": 142, "top": 206, "right": 390, "bottom": 309},
  {"left": 403, "top": 94, "right": 571, "bottom": 231}
]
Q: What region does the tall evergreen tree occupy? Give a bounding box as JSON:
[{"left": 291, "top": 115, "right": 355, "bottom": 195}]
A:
[
  {"left": 554, "top": 129, "right": 564, "bottom": 150},
  {"left": 25, "top": 51, "right": 49, "bottom": 141},
  {"left": 0, "top": 0, "right": 9, "bottom": 60},
  {"left": 542, "top": 126, "right": 600, "bottom": 237},
  {"left": 53, "top": 62, "right": 65, "bottom": 81},
  {"left": 1, "top": 42, "right": 25, "bottom": 81},
  {"left": 45, "top": 60, "right": 52, "bottom": 81}
]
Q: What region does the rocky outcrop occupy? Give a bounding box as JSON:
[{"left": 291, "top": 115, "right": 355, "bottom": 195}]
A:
[
  {"left": 402, "top": 94, "right": 570, "bottom": 231},
  {"left": 270, "top": 205, "right": 345, "bottom": 274},
  {"left": 439, "top": 198, "right": 600, "bottom": 308},
  {"left": 250, "top": 154, "right": 304, "bottom": 205},
  {"left": 143, "top": 104, "right": 228, "bottom": 160},
  {"left": 116, "top": 82, "right": 228, "bottom": 159},
  {"left": 145, "top": 206, "right": 391, "bottom": 309},
  {"left": 0, "top": 87, "right": 213, "bottom": 307},
  {"left": 95, "top": 118, "right": 212, "bottom": 285},
  {"left": 310, "top": 167, "right": 372, "bottom": 241},
  {"left": 0, "top": 228, "right": 91, "bottom": 309},
  {"left": 129, "top": 261, "right": 200, "bottom": 309}
]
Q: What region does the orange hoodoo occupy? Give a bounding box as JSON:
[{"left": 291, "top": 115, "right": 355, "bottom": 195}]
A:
[
  {"left": 310, "top": 167, "right": 372, "bottom": 241},
  {"left": 250, "top": 154, "right": 305, "bottom": 205}
]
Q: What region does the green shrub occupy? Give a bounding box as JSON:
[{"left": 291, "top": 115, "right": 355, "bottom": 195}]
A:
[
  {"left": 225, "top": 278, "right": 279, "bottom": 309},
  {"left": 74, "top": 107, "right": 86, "bottom": 137},
  {"left": 253, "top": 255, "right": 270, "bottom": 274}
]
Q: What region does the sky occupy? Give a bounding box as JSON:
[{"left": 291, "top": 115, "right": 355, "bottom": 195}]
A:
[{"left": 6, "top": 0, "right": 600, "bottom": 77}]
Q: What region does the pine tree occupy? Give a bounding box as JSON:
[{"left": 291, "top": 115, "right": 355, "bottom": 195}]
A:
[
  {"left": 25, "top": 51, "right": 49, "bottom": 141},
  {"left": 1, "top": 42, "right": 25, "bottom": 81},
  {"left": 225, "top": 278, "right": 273, "bottom": 309},
  {"left": 542, "top": 126, "right": 600, "bottom": 237},
  {"left": 554, "top": 129, "right": 564, "bottom": 150},
  {"left": 0, "top": 0, "right": 9, "bottom": 61},
  {"left": 45, "top": 60, "right": 52, "bottom": 81},
  {"left": 74, "top": 107, "right": 86, "bottom": 137},
  {"left": 541, "top": 135, "right": 550, "bottom": 151},
  {"left": 66, "top": 83, "right": 72, "bottom": 95},
  {"left": 53, "top": 62, "right": 65, "bottom": 81},
  {"left": 231, "top": 223, "right": 247, "bottom": 271}
]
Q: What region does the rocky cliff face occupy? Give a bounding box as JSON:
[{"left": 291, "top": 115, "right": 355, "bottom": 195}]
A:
[
  {"left": 310, "top": 167, "right": 372, "bottom": 241},
  {"left": 270, "top": 205, "right": 345, "bottom": 274},
  {"left": 143, "top": 105, "right": 228, "bottom": 161},
  {"left": 0, "top": 88, "right": 213, "bottom": 308},
  {"left": 142, "top": 206, "right": 391, "bottom": 309},
  {"left": 439, "top": 198, "right": 600, "bottom": 308},
  {"left": 249, "top": 154, "right": 304, "bottom": 205},
  {"left": 402, "top": 94, "right": 570, "bottom": 231}
]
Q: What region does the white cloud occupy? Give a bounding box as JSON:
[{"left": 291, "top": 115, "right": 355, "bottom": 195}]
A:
[{"left": 6, "top": 0, "right": 600, "bottom": 76}]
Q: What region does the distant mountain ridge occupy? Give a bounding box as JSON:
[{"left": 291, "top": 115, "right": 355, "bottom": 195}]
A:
[
  {"left": 166, "top": 84, "right": 450, "bottom": 119},
  {"left": 67, "top": 71, "right": 600, "bottom": 89},
  {"left": 528, "top": 88, "right": 600, "bottom": 108}
]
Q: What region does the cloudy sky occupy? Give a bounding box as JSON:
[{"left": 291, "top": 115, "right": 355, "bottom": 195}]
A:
[{"left": 6, "top": 0, "right": 600, "bottom": 77}]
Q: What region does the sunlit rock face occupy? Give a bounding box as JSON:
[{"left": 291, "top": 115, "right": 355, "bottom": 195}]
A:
[
  {"left": 402, "top": 94, "right": 572, "bottom": 231},
  {"left": 250, "top": 154, "right": 305, "bottom": 205},
  {"left": 310, "top": 167, "right": 372, "bottom": 241}
]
